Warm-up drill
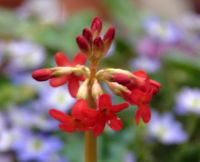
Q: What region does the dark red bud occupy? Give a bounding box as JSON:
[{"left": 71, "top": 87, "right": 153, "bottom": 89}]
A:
[
  {"left": 76, "top": 35, "right": 90, "bottom": 54},
  {"left": 103, "top": 26, "right": 115, "bottom": 43},
  {"left": 91, "top": 16, "right": 102, "bottom": 35},
  {"left": 82, "top": 28, "right": 92, "bottom": 43},
  {"left": 32, "top": 68, "right": 52, "bottom": 81},
  {"left": 93, "top": 37, "right": 104, "bottom": 51}
]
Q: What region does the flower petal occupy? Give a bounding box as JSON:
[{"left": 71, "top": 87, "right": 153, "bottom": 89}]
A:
[
  {"left": 68, "top": 75, "right": 80, "bottom": 97},
  {"left": 135, "top": 109, "right": 142, "bottom": 125},
  {"left": 49, "top": 109, "right": 70, "bottom": 123},
  {"left": 55, "top": 52, "right": 70, "bottom": 66},
  {"left": 109, "top": 115, "right": 123, "bottom": 131},
  {"left": 59, "top": 123, "right": 75, "bottom": 133},
  {"left": 110, "top": 102, "right": 129, "bottom": 113},
  {"left": 98, "top": 94, "right": 112, "bottom": 110},
  {"left": 71, "top": 99, "right": 88, "bottom": 118},
  {"left": 93, "top": 115, "right": 106, "bottom": 136},
  {"left": 49, "top": 76, "right": 68, "bottom": 87},
  {"left": 141, "top": 106, "right": 151, "bottom": 123},
  {"left": 71, "top": 52, "right": 87, "bottom": 66}
]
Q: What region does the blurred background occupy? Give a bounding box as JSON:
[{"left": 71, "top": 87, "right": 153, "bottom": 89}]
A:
[{"left": 0, "top": 0, "right": 200, "bottom": 162}]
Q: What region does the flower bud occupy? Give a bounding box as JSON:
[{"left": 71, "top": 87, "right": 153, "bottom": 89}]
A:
[
  {"left": 93, "top": 37, "right": 104, "bottom": 51},
  {"left": 106, "top": 81, "right": 130, "bottom": 96},
  {"left": 96, "top": 68, "right": 135, "bottom": 82},
  {"left": 82, "top": 28, "right": 93, "bottom": 43},
  {"left": 103, "top": 27, "right": 115, "bottom": 53},
  {"left": 32, "top": 68, "right": 52, "bottom": 81},
  {"left": 77, "top": 79, "right": 89, "bottom": 99},
  {"left": 91, "top": 17, "right": 102, "bottom": 36},
  {"left": 76, "top": 35, "right": 90, "bottom": 55},
  {"left": 92, "top": 79, "right": 103, "bottom": 100},
  {"left": 92, "top": 37, "right": 104, "bottom": 60}
]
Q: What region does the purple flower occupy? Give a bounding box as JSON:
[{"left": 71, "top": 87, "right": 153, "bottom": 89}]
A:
[
  {"left": 13, "top": 132, "right": 63, "bottom": 162},
  {"left": 130, "top": 56, "right": 160, "bottom": 73},
  {"left": 137, "top": 37, "right": 169, "bottom": 58},
  {"left": 4, "top": 40, "right": 46, "bottom": 73},
  {"left": 0, "top": 127, "right": 22, "bottom": 152},
  {"left": 39, "top": 86, "right": 76, "bottom": 112},
  {"left": 147, "top": 111, "right": 188, "bottom": 144},
  {"left": 175, "top": 87, "right": 200, "bottom": 115},
  {"left": 8, "top": 106, "right": 58, "bottom": 131},
  {"left": 125, "top": 152, "right": 136, "bottom": 162},
  {"left": 143, "top": 17, "right": 181, "bottom": 43}
]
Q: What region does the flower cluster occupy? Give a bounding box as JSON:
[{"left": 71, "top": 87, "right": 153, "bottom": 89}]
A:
[{"left": 32, "top": 17, "right": 160, "bottom": 136}]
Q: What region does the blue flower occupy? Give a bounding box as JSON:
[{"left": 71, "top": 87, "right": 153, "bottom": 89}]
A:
[
  {"left": 175, "top": 87, "right": 200, "bottom": 115},
  {"left": 39, "top": 86, "right": 76, "bottom": 112},
  {"left": 147, "top": 111, "right": 188, "bottom": 144},
  {"left": 13, "top": 132, "right": 63, "bottom": 162},
  {"left": 3, "top": 40, "right": 46, "bottom": 73}
]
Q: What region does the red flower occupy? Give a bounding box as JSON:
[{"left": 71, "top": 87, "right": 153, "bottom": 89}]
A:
[
  {"left": 32, "top": 52, "right": 87, "bottom": 97},
  {"left": 49, "top": 99, "right": 97, "bottom": 133},
  {"left": 116, "top": 70, "right": 160, "bottom": 125},
  {"left": 93, "top": 94, "right": 129, "bottom": 136},
  {"left": 49, "top": 52, "right": 87, "bottom": 97},
  {"left": 130, "top": 89, "right": 152, "bottom": 125}
]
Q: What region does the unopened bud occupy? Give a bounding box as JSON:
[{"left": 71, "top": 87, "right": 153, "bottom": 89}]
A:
[
  {"left": 106, "top": 81, "right": 130, "bottom": 95},
  {"left": 32, "top": 68, "right": 52, "bottom": 81},
  {"left": 92, "top": 79, "right": 103, "bottom": 100},
  {"left": 103, "top": 27, "right": 115, "bottom": 53},
  {"left": 76, "top": 35, "right": 90, "bottom": 55},
  {"left": 93, "top": 37, "right": 104, "bottom": 51},
  {"left": 77, "top": 79, "right": 89, "bottom": 99},
  {"left": 82, "top": 28, "right": 93, "bottom": 43},
  {"left": 96, "top": 68, "right": 135, "bottom": 82},
  {"left": 91, "top": 17, "right": 102, "bottom": 36}
]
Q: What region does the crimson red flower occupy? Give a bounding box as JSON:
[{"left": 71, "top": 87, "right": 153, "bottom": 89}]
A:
[
  {"left": 93, "top": 94, "right": 129, "bottom": 136},
  {"left": 49, "top": 52, "right": 87, "bottom": 97},
  {"left": 49, "top": 99, "right": 97, "bottom": 132},
  {"left": 115, "top": 70, "right": 160, "bottom": 125},
  {"left": 32, "top": 51, "right": 87, "bottom": 97}
]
